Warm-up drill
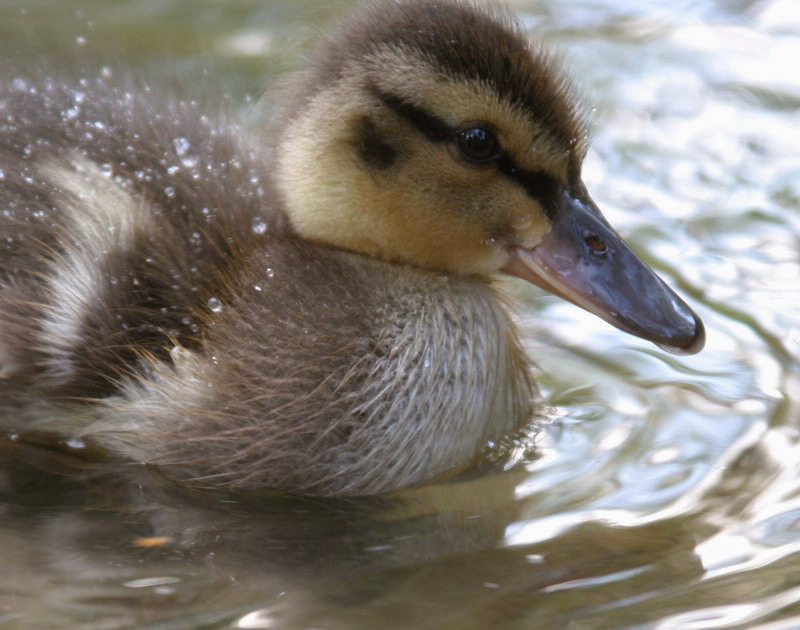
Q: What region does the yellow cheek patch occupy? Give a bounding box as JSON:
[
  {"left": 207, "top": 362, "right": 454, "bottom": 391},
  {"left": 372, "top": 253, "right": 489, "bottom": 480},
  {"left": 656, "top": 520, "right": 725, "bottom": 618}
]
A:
[{"left": 327, "top": 138, "right": 551, "bottom": 274}]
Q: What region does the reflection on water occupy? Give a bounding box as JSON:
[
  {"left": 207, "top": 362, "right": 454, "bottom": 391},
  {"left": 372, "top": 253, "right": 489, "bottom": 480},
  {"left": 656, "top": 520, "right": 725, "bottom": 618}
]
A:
[{"left": 1, "top": 0, "right": 799, "bottom": 628}]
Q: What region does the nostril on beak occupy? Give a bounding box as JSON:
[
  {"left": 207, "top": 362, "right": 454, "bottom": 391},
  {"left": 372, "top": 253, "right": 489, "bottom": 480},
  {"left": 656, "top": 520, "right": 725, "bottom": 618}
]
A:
[{"left": 585, "top": 234, "right": 607, "bottom": 253}]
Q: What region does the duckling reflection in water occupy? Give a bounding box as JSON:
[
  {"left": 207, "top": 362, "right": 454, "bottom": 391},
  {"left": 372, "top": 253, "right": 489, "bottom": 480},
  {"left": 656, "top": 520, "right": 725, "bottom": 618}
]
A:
[{"left": 0, "top": 0, "right": 704, "bottom": 496}]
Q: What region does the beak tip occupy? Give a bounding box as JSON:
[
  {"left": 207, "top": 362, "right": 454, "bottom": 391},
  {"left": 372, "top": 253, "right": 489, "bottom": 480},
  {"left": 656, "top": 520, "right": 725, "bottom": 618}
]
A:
[{"left": 656, "top": 312, "right": 705, "bottom": 356}]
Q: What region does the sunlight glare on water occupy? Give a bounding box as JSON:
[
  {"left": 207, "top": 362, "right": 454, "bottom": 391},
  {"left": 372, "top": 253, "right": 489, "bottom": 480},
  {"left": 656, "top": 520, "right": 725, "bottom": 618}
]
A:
[{"left": 0, "top": 0, "right": 798, "bottom": 628}]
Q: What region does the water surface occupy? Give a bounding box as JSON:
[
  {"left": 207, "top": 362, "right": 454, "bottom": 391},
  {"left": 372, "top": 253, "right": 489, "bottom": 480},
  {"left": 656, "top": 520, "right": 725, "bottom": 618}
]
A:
[{"left": 1, "top": 0, "right": 799, "bottom": 628}]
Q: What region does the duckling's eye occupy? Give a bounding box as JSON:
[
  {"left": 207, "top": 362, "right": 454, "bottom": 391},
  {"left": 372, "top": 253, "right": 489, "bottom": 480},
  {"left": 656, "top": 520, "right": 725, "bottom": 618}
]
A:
[{"left": 456, "top": 127, "right": 500, "bottom": 162}]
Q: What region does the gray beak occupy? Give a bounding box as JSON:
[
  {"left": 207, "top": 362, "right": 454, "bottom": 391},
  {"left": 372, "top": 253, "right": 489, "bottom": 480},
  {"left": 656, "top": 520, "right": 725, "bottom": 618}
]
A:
[{"left": 504, "top": 190, "right": 705, "bottom": 355}]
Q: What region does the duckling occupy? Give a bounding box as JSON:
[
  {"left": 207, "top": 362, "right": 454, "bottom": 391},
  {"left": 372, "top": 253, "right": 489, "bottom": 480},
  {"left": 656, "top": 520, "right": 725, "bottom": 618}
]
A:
[{"left": 0, "top": 0, "right": 703, "bottom": 496}]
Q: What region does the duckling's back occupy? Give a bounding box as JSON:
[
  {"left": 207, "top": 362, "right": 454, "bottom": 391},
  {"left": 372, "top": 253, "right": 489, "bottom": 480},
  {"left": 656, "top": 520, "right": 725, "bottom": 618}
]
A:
[
  {"left": 0, "top": 74, "right": 275, "bottom": 393},
  {"left": 0, "top": 70, "right": 534, "bottom": 495}
]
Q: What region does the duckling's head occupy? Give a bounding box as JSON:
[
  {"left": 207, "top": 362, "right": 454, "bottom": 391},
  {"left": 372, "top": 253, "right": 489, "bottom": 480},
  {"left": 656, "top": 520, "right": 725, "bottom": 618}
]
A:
[{"left": 276, "top": 0, "right": 704, "bottom": 354}]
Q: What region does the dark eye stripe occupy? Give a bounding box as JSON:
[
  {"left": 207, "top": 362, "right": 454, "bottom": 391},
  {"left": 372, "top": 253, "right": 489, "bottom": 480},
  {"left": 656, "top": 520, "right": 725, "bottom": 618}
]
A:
[
  {"left": 497, "top": 154, "right": 561, "bottom": 219},
  {"left": 371, "top": 86, "right": 561, "bottom": 216},
  {"left": 370, "top": 87, "right": 453, "bottom": 142}
]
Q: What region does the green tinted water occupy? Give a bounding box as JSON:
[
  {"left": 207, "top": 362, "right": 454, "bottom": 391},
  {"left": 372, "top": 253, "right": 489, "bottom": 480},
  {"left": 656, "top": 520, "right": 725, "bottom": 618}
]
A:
[{"left": 1, "top": 0, "right": 799, "bottom": 628}]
